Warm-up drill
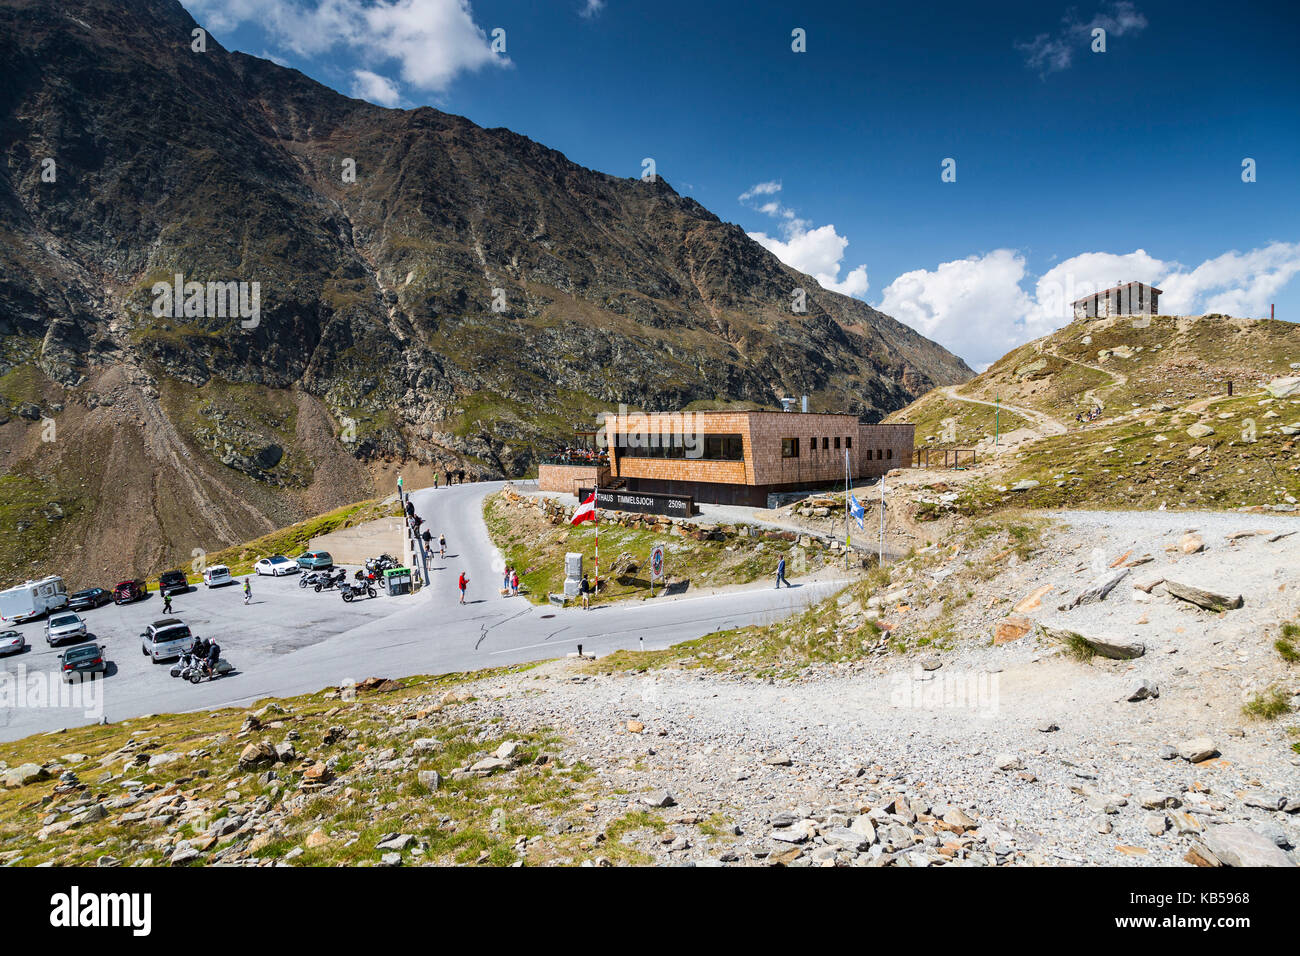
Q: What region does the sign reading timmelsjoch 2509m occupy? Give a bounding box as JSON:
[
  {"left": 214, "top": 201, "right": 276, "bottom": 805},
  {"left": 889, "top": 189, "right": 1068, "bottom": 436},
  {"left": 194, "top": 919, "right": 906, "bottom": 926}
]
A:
[{"left": 577, "top": 487, "right": 694, "bottom": 519}]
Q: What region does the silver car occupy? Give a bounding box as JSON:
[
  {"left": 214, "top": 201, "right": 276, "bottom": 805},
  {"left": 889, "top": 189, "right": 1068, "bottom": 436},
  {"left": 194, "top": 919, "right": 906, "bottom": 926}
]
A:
[
  {"left": 140, "top": 619, "right": 193, "bottom": 663},
  {"left": 0, "top": 629, "right": 25, "bottom": 656},
  {"left": 45, "top": 611, "right": 88, "bottom": 647}
]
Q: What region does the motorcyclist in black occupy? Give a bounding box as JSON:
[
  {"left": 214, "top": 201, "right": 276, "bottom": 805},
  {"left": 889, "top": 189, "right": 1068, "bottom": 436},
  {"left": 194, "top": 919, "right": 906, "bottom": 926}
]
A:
[{"left": 205, "top": 641, "right": 221, "bottom": 676}]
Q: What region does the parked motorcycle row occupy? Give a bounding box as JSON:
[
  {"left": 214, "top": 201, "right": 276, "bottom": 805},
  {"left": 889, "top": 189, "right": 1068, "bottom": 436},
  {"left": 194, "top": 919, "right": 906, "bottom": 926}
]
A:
[{"left": 295, "top": 554, "right": 400, "bottom": 602}]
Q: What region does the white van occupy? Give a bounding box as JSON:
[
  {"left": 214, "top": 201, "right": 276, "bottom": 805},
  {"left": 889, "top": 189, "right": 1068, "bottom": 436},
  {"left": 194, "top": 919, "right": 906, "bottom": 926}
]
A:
[
  {"left": 203, "top": 565, "right": 234, "bottom": 588},
  {"left": 0, "top": 576, "right": 69, "bottom": 623},
  {"left": 140, "top": 619, "right": 194, "bottom": 663}
]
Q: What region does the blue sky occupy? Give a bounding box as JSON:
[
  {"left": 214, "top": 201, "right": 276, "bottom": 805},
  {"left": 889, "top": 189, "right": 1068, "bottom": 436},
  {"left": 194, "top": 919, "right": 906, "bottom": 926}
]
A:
[{"left": 182, "top": 0, "right": 1300, "bottom": 368}]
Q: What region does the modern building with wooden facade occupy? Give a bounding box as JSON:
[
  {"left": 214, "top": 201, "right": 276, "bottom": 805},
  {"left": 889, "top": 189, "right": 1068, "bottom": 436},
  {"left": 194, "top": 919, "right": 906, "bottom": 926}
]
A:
[{"left": 580, "top": 410, "right": 914, "bottom": 507}]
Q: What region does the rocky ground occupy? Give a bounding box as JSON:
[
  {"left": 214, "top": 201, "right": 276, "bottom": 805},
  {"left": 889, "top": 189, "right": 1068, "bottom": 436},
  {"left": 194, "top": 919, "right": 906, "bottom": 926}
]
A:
[{"left": 2, "top": 508, "right": 1294, "bottom": 867}]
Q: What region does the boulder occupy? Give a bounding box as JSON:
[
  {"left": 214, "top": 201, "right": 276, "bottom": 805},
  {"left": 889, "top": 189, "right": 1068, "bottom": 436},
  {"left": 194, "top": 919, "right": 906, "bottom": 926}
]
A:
[
  {"left": 1264, "top": 376, "right": 1300, "bottom": 399},
  {"left": 1202, "top": 825, "right": 1295, "bottom": 867},
  {"left": 1126, "top": 678, "right": 1159, "bottom": 701},
  {"left": 2, "top": 763, "right": 49, "bottom": 788},
  {"left": 1039, "top": 622, "right": 1145, "bottom": 659},
  {"left": 1162, "top": 578, "right": 1243, "bottom": 612},
  {"left": 994, "top": 615, "right": 1033, "bottom": 644},
  {"left": 1185, "top": 423, "right": 1216, "bottom": 439},
  {"left": 1068, "top": 567, "right": 1130, "bottom": 607},
  {"left": 1178, "top": 737, "right": 1219, "bottom": 763}
]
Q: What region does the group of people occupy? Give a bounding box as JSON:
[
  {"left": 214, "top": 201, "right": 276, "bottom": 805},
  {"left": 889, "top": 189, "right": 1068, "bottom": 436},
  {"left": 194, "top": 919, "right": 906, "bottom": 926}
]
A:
[
  {"left": 501, "top": 566, "right": 521, "bottom": 596},
  {"left": 432, "top": 468, "right": 472, "bottom": 489},
  {"left": 551, "top": 447, "right": 607, "bottom": 466},
  {"left": 188, "top": 634, "right": 223, "bottom": 675},
  {"left": 1075, "top": 405, "right": 1103, "bottom": 424}
]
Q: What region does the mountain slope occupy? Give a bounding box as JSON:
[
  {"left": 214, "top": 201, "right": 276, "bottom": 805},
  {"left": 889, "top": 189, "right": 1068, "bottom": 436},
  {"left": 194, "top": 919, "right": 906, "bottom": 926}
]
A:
[
  {"left": 885, "top": 313, "right": 1300, "bottom": 517},
  {"left": 0, "top": 0, "right": 970, "bottom": 583}
]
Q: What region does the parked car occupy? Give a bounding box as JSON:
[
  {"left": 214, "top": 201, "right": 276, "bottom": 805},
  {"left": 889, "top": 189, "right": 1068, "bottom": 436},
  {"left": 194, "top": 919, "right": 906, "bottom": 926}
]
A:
[
  {"left": 203, "top": 565, "right": 234, "bottom": 588},
  {"left": 140, "top": 619, "right": 193, "bottom": 663},
  {"left": 67, "top": 587, "right": 111, "bottom": 612},
  {"left": 112, "top": 579, "right": 148, "bottom": 604},
  {"left": 0, "top": 629, "right": 25, "bottom": 656},
  {"left": 254, "top": 555, "right": 297, "bottom": 576},
  {"left": 158, "top": 570, "right": 189, "bottom": 596},
  {"left": 45, "top": 611, "right": 88, "bottom": 647},
  {"left": 59, "top": 643, "right": 107, "bottom": 682},
  {"left": 295, "top": 550, "right": 334, "bottom": 571}
]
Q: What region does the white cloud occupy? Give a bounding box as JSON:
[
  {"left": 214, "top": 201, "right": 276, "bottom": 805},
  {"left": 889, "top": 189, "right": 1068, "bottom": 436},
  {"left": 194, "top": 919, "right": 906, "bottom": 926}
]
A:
[
  {"left": 740, "top": 181, "right": 869, "bottom": 298},
  {"left": 880, "top": 250, "right": 1036, "bottom": 367},
  {"left": 183, "top": 0, "right": 508, "bottom": 92},
  {"left": 579, "top": 0, "right": 605, "bottom": 18},
  {"left": 351, "top": 69, "right": 402, "bottom": 106},
  {"left": 1017, "top": 1, "right": 1148, "bottom": 76},
  {"left": 1159, "top": 242, "right": 1300, "bottom": 316},
  {"left": 879, "top": 242, "right": 1300, "bottom": 369}
]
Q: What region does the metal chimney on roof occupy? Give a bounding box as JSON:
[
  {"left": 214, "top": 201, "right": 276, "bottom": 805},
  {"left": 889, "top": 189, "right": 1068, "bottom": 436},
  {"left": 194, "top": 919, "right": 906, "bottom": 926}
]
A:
[{"left": 801, "top": 395, "right": 808, "bottom": 413}]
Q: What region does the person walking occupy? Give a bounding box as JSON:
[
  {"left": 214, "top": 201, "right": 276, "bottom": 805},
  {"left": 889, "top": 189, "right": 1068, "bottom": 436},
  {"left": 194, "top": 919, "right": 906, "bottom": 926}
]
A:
[
  {"left": 580, "top": 573, "right": 591, "bottom": 610},
  {"left": 242, "top": 577, "right": 252, "bottom": 604},
  {"left": 775, "top": 555, "right": 789, "bottom": 589},
  {"left": 502, "top": 566, "right": 511, "bottom": 594},
  {"left": 439, "top": 534, "right": 446, "bottom": 558},
  {"left": 510, "top": 569, "right": 519, "bottom": 595},
  {"left": 162, "top": 590, "right": 173, "bottom": 614},
  {"left": 457, "top": 571, "right": 468, "bottom": 604},
  {"left": 433, "top": 473, "right": 439, "bottom": 490}
]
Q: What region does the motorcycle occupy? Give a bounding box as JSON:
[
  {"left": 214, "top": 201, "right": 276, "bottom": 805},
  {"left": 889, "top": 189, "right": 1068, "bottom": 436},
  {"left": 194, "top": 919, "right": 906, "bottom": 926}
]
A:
[
  {"left": 339, "top": 581, "right": 378, "bottom": 602},
  {"left": 313, "top": 567, "right": 348, "bottom": 592},
  {"left": 170, "top": 650, "right": 232, "bottom": 682},
  {"left": 186, "top": 656, "right": 233, "bottom": 683},
  {"left": 354, "top": 567, "right": 387, "bottom": 589}
]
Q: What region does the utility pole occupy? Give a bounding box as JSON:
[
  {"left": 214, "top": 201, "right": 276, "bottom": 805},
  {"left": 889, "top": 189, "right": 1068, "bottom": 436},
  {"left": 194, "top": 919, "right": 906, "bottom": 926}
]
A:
[{"left": 995, "top": 395, "right": 1000, "bottom": 446}]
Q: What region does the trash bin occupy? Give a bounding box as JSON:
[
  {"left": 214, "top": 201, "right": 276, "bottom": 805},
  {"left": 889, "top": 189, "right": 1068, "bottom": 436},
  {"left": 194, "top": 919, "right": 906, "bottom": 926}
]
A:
[{"left": 384, "top": 567, "right": 413, "bottom": 596}]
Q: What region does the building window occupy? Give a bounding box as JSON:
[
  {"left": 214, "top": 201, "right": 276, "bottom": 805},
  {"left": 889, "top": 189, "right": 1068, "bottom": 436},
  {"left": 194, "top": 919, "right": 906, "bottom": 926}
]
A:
[
  {"left": 617, "top": 433, "right": 743, "bottom": 461},
  {"left": 886, "top": 448, "right": 893, "bottom": 459},
  {"left": 782, "top": 438, "right": 799, "bottom": 458},
  {"left": 845, "top": 436, "right": 852, "bottom": 448},
  {"left": 867, "top": 449, "right": 873, "bottom": 460},
  {"left": 810, "top": 436, "right": 817, "bottom": 451},
  {"left": 822, "top": 437, "right": 829, "bottom": 450},
  {"left": 834, "top": 437, "right": 841, "bottom": 449}
]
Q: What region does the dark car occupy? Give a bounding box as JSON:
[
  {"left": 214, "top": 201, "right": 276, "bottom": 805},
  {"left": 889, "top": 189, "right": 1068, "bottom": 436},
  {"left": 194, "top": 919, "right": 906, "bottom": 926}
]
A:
[
  {"left": 67, "top": 587, "right": 111, "bottom": 612},
  {"left": 59, "top": 643, "right": 107, "bottom": 682},
  {"left": 158, "top": 570, "right": 189, "bottom": 596},
  {"left": 112, "top": 579, "right": 148, "bottom": 605}
]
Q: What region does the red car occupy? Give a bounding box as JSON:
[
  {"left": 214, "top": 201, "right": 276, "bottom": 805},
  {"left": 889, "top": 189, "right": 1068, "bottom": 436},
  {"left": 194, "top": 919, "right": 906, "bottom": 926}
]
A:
[{"left": 112, "top": 579, "right": 148, "bottom": 605}]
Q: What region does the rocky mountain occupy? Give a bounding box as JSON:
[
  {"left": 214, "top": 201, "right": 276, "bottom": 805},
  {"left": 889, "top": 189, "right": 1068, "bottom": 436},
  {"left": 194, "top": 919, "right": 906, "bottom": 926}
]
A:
[{"left": 0, "top": 0, "right": 971, "bottom": 583}]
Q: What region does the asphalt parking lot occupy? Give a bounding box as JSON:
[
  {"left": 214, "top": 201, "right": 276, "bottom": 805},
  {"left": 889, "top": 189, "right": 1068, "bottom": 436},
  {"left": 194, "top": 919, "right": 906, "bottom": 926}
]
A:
[{"left": 0, "top": 567, "right": 398, "bottom": 721}]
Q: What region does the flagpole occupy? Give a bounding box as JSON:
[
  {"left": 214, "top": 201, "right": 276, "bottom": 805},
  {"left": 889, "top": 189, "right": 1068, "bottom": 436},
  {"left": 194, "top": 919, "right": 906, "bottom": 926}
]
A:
[
  {"left": 879, "top": 473, "right": 886, "bottom": 565},
  {"left": 593, "top": 490, "right": 599, "bottom": 602},
  {"left": 844, "top": 448, "right": 850, "bottom": 571}
]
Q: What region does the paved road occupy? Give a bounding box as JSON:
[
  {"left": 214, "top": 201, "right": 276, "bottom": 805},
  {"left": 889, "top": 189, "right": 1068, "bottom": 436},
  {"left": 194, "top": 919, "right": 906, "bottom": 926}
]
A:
[{"left": 0, "top": 481, "right": 841, "bottom": 741}]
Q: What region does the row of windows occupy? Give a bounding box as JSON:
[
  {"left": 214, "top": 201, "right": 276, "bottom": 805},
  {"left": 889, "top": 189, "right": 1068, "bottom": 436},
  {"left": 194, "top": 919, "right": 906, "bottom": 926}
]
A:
[
  {"left": 615, "top": 433, "right": 745, "bottom": 461},
  {"left": 782, "top": 436, "right": 856, "bottom": 458},
  {"left": 781, "top": 438, "right": 895, "bottom": 460}
]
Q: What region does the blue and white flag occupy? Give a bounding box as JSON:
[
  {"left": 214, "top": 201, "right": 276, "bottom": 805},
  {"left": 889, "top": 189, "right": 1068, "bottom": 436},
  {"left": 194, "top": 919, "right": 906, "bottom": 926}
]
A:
[{"left": 848, "top": 493, "right": 866, "bottom": 530}]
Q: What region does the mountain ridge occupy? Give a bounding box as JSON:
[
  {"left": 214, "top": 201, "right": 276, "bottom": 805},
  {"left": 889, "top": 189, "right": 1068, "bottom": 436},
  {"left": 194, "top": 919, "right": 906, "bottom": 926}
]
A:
[{"left": 0, "top": 0, "right": 971, "bottom": 582}]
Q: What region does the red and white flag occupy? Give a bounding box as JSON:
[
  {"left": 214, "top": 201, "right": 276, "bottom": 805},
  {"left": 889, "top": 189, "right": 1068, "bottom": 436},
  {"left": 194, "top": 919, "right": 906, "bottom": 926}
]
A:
[{"left": 571, "top": 492, "right": 597, "bottom": 526}]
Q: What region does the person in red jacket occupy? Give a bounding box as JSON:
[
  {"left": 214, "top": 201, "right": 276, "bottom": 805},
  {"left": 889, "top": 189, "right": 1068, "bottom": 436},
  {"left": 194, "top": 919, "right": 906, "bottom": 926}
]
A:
[{"left": 457, "top": 571, "right": 468, "bottom": 604}]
